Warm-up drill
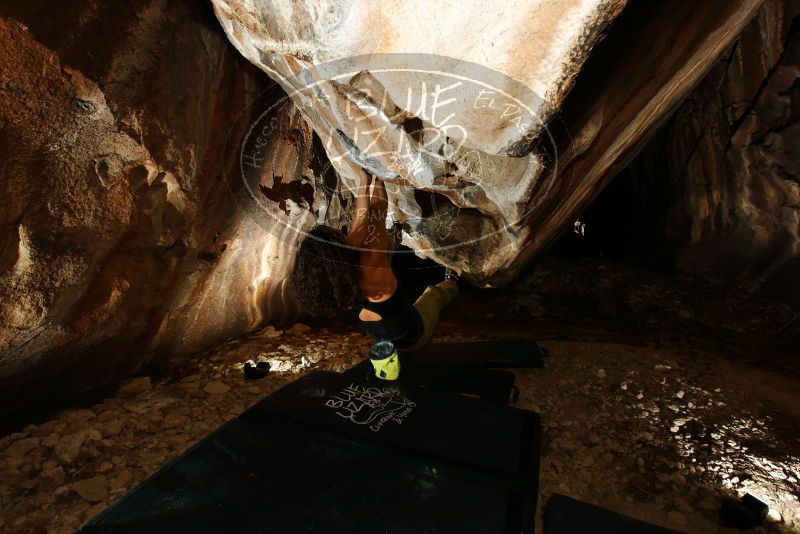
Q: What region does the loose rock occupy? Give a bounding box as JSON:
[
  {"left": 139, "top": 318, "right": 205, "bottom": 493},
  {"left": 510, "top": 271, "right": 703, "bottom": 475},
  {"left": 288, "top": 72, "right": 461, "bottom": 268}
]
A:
[
  {"left": 71, "top": 476, "right": 108, "bottom": 502},
  {"left": 119, "top": 377, "right": 152, "bottom": 395},
  {"left": 286, "top": 323, "right": 311, "bottom": 335},
  {"left": 163, "top": 413, "right": 189, "bottom": 427},
  {"left": 667, "top": 510, "right": 686, "bottom": 525},
  {"left": 203, "top": 381, "right": 230, "bottom": 395},
  {"left": 4, "top": 437, "right": 40, "bottom": 458},
  {"left": 38, "top": 467, "right": 65, "bottom": 489},
  {"left": 54, "top": 430, "right": 90, "bottom": 464}
]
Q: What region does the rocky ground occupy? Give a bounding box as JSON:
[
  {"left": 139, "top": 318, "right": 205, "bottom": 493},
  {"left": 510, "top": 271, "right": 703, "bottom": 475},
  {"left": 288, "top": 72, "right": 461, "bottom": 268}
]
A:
[
  {"left": 0, "top": 322, "right": 372, "bottom": 533},
  {"left": 1, "top": 258, "right": 798, "bottom": 533},
  {"left": 518, "top": 340, "right": 800, "bottom": 533}
]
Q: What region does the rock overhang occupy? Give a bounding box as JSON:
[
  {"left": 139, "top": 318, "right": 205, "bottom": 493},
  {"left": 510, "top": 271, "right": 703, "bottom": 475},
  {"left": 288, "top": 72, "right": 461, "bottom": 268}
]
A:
[{"left": 212, "top": 0, "right": 629, "bottom": 284}]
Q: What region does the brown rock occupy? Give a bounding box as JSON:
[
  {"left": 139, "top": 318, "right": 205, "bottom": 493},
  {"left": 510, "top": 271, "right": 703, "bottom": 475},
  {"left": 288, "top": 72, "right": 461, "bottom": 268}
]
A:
[
  {"left": 109, "top": 470, "right": 133, "bottom": 491},
  {"left": 164, "top": 413, "right": 190, "bottom": 427},
  {"left": 257, "top": 325, "right": 283, "bottom": 338},
  {"left": 101, "top": 418, "right": 126, "bottom": 438},
  {"left": 674, "top": 496, "right": 693, "bottom": 514},
  {"left": 42, "top": 460, "right": 58, "bottom": 470},
  {"left": 85, "top": 502, "right": 109, "bottom": 523},
  {"left": 39, "top": 466, "right": 66, "bottom": 489},
  {"left": 4, "top": 437, "right": 40, "bottom": 458},
  {"left": 0, "top": 2, "right": 303, "bottom": 418},
  {"left": 96, "top": 461, "right": 114, "bottom": 473},
  {"left": 168, "top": 434, "right": 193, "bottom": 446},
  {"left": 125, "top": 403, "right": 149, "bottom": 415},
  {"left": 203, "top": 381, "right": 230, "bottom": 395},
  {"left": 55, "top": 429, "right": 90, "bottom": 464},
  {"left": 179, "top": 381, "right": 200, "bottom": 392},
  {"left": 36, "top": 419, "right": 60, "bottom": 434},
  {"left": 42, "top": 433, "right": 60, "bottom": 448},
  {"left": 97, "top": 410, "right": 120, "bottom": 423},
  {"left": 287, "top": 323, "right": 311, "bottom": 335},
  {"left": 119, "top": 377, "right": 152, "bottom": 395},
  {"left": 71, "top": 475, "right": 108, "bottom": 502},
  {"left": 63, "top": 409, "right": 96, "bottom": 422},
  {"left": 667, "top": 510, "right": 686, "bottom": 526},
  {"left": 516, "top": 295, "right": 547, "bottom": 317},
  {"left": 33, "top": 491, "right": 56, "bottom": 507}
]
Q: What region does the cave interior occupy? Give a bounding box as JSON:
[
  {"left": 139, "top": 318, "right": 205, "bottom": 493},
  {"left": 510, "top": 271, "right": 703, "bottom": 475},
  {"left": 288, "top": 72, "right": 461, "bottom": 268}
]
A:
[{"left": 0, "top": 0, "right": 799, "bottom": 533}]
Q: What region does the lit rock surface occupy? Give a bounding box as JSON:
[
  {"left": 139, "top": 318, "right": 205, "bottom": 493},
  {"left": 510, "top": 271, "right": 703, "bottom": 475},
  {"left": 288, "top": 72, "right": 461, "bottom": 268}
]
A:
[
  {"left": 211, "top": 0, "right": 764, "bottom": 284},
  {"left": 211, "top": 0, "right": 628, "bottom": 280},
  {"left": 0, "top": 2, "right": 313, "bottom": 414}
]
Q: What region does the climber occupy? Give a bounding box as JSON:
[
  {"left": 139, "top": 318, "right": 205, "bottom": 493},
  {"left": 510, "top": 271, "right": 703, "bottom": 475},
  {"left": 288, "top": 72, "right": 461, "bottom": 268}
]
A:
[{"left": 290, "top": 166, "right": 459, "bottom": 380}]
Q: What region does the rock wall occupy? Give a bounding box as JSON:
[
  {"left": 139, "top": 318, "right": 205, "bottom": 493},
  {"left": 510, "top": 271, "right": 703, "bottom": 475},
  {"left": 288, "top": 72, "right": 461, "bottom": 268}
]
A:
[
  {"left": 0, "top": 1, "right": 316, "bottom": 414},
  {"left": 211, "top": 0, "right": 629, "bottom": 283},
  {"left": 1, "top": 0, "right": 794, "bottom": 415},
  {"left": 211, "top": 0, "right": 765, "bottom": 285},
  {"left": 620, "top": 0, "right": 800, "bottom": 305}
]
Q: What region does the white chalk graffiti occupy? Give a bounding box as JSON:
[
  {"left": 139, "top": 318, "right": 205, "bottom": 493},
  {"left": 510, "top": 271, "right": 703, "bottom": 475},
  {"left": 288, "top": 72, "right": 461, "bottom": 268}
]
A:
[{"left": 325, "top": 384, "right": 416, "bottom": 432}]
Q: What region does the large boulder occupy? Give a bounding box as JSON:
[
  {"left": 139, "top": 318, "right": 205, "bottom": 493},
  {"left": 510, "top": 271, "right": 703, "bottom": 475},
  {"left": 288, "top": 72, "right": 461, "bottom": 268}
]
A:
[
  {"left": 211, "top": 0, "right": 764, "bottom": 285},
  {"left": 0, "top": 1, "right": 314, "bottom": 413}
]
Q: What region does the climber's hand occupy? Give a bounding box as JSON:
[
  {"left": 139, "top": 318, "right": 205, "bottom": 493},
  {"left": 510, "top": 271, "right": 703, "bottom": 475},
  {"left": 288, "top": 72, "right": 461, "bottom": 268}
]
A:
[{"left": 369, "top": 176, "right": 387, "bottom": 208}]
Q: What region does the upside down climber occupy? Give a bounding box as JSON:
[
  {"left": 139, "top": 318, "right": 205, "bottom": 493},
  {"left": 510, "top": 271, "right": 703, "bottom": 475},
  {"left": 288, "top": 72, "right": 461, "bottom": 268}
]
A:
[{"left": 290, "top": 166, "right": 459, "bottom": 380}]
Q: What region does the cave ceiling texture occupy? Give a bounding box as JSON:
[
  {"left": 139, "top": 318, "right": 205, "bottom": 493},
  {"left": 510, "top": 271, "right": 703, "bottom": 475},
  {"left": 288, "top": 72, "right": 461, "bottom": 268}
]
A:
[{"left": 0, "top": 0, "right": 798, "bottom": 412}]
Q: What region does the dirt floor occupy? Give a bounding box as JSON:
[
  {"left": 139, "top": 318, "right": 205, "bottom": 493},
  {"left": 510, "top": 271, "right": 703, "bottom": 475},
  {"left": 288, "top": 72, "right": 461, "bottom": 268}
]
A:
[{"left": 1, "top": 258, "right": 799, "bottom": 533}]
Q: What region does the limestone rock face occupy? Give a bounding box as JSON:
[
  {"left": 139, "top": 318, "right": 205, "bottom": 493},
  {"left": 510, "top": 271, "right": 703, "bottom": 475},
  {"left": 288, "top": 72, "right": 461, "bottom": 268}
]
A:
[
  {"left": 0, "top": 0, "right": 789, "bottom": 415},
  {"left": 623, "top": 0, "right": 800, "bottom": 305},
  {"left": 211, "top": 0, "right": 629, "bottom": 281},
  {"left": 211, "top": 0, "right": 764, "bottom": 284},
  {"left": 0, "top": 1, "right": 314, "bottom": 413}
]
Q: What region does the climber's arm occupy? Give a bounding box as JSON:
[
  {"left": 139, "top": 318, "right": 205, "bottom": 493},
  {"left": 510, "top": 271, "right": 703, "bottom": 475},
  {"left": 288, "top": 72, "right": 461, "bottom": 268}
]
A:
[{"left": 346, "top": 167, "right": 372, "bottom": 248}]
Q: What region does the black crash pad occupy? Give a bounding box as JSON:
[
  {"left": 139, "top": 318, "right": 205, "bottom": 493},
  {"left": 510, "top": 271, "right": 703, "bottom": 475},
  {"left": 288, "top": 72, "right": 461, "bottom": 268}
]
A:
[
  {"left": 250, "top": 371, "right": 536, "bottom": 474},
  {"left": 543, "top": 494, "right": 682, "bottom": 534},
  {"left": 83, "top": 371, "right": 541, "bottom": 533},
  {"left": 341, "top": 338, "right": 548, "bottom": 404},
  {"left": 407, "top": 339, "right": 547, "bottom": 368},
  {"left": 344, "top": 359, "right": 518, "bottom": 404}
]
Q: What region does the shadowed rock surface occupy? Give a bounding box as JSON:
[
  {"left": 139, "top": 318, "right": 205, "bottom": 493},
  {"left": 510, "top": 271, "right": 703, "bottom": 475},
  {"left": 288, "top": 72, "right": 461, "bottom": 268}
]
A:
[{"left": 621, "top": 0, "right": 800, "bottom": 306}]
